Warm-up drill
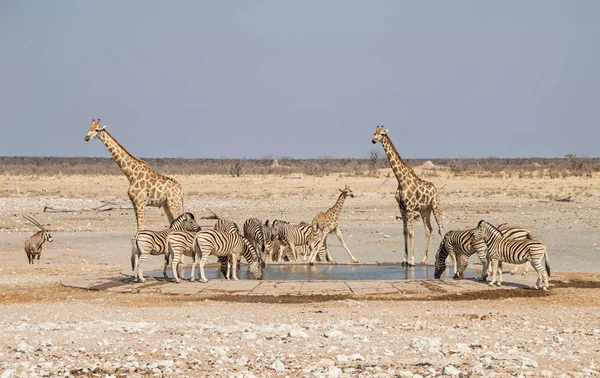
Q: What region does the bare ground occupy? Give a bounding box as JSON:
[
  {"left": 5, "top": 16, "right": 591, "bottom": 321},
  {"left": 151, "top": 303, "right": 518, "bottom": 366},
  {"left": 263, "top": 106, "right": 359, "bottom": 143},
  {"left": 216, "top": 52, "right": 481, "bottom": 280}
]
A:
[{"left": 0, "top": 172, "right": 599, "bottom": 377}]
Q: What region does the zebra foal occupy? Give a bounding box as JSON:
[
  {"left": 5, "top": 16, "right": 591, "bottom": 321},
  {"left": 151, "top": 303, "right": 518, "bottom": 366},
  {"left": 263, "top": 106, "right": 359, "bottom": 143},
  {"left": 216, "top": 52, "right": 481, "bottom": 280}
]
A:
[
  {"left": 473, "top": 220, "right": 550, "bottom": 290},
  {"left": 272, "top": 220, "right": 323, "bottom": 262},
  {"left": 131, "top": 212, "right": 200, "bottom": 282},
  {"left": 193, "top": 229, "right": 262, "bottom": 283}
]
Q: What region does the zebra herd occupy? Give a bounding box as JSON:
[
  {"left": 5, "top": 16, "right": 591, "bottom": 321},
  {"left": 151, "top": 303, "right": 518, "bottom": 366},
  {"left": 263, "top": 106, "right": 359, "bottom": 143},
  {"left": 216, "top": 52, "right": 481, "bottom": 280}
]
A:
[
  {"left": 130, "top": 212, "right": 331, "bottom": 283},
  {"left": 434, "top": 220, "right": 551, "bottom": 290}
]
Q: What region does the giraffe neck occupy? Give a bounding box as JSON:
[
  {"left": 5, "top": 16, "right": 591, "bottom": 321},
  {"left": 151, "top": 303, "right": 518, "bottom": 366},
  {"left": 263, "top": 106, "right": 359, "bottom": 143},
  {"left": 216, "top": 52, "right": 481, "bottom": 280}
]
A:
[
  {"left": 327, "top": 192, "right": 347, "bottom": 221},
  {"left": 97, "top": 130, "right": 150, "bottom": 183},
  {"left": 381, "top": 135, "right": 418, "bottom": 189}
]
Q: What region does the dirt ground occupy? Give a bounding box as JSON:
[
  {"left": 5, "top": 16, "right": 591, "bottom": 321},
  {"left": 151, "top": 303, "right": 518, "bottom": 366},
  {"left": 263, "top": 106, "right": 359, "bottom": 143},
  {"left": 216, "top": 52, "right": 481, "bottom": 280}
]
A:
[{"left": 0, "top": 171, "right": 599, "bottom": 377}]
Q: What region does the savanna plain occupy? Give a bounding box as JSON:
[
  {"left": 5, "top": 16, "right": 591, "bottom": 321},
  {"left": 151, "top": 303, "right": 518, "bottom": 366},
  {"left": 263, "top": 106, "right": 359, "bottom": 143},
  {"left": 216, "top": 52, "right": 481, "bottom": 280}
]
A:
[{"left": 0, "top": 162, "right": 599, "bottom": 377}]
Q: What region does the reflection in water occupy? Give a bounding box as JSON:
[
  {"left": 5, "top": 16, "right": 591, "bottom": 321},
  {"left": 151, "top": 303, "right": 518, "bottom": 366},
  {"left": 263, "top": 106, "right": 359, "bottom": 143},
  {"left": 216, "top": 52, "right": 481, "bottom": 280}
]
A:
[{"left": 150, "top": 264, "right": 476, "bottom": 281}]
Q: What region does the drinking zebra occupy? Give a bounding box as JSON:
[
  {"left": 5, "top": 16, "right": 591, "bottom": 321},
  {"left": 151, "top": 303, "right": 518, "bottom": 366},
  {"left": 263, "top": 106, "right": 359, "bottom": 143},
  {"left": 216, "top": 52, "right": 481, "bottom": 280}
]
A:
[
  {"left": 131, "top": 212, "right": 200, "bottom": 283},
  {"left": 214, "top": 219, "right": 241, "bottom": 279},
  {"left": 193, "top": 229, "right": 262, "bottom": 283},
  {"left": 434, "top": 224, "right": 533, "bottom": 280},
  {"left": 473, "top": 220, "right": 550, "bottom": 290},
  {"left": 244, "top": 218, "right": 273, "bottom": 267}
]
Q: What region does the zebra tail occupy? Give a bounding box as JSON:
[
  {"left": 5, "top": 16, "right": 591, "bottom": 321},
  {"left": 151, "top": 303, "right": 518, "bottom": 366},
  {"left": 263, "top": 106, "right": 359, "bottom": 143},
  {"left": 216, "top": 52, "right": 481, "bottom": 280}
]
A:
[
  {"left": 545, "top": 251, "right": 551, "bottom": 277},
  {"left": 130, "top": 239, "right": 139, "bottom": 271}
]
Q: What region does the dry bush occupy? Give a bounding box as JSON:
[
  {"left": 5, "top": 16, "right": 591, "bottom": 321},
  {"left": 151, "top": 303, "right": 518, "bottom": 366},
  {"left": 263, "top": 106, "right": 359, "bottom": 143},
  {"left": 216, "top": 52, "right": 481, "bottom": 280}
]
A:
[{"left": 0, "top": 156, "right": 598, "bottom": 178}]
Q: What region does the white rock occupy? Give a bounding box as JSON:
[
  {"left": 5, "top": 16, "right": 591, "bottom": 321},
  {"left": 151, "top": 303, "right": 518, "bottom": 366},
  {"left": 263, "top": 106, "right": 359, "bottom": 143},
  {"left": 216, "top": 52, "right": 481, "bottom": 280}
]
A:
[
  {"left": 521, "top": 358, "right": 539, "bottom": 368},
  {"left": 349, "top": 354, "right": 365, "bottom": 361},
  {"left": 159, "top": 360, "right": 174, "bottom": 367},
  {"left": 397, "top": 371, "right": 414, "bottom": 378},
  {"left": 453, "top": 343, "right": 471, "bottom": 354},
  {"left": 335, "top": 355, "right": 349, "bottom": 364},
  {"left": 319, "top": 358, "right": 335, "bottom": 367},
  {"left": 270, "top": 359, "right": 285, "bottom": 372},
  {"left": 539, "top": 371, "right": 553, "bottom": 377},
  {"left": 410, "top": 338, "right": 441, "bottom": 352},
  {"left": 240, "top": 332, "right": 257, "bottom": 340},
  {"left": 383, "top": 349, "right": 395, "bottom": 357},
  {"left": 326, "top": 366, "right": 343, "bottom": 377},
  {"left": 324, "top": 330, "right": 345, "bottom": 339},
  {"left": 289, "top": 327, "right": 309, "bottom": 338},
  {"left": 442, "top": 365, "right": 461, "bottom": 376},
  {"left": 1, "top": 370, "right": 16, "bottom": 378}
]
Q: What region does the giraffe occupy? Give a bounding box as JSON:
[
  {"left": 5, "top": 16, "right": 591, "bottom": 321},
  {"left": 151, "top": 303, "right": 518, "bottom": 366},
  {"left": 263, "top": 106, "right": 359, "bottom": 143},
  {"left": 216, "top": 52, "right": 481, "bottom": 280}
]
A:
[
  {"left": 371, "top": 125, "right": 444, "bottom": 266},
  {"left": 83, "top": 119, "right": 184, "bottom": 231},
  {"left": 308, "top": 185, "right": 359, "bottom": 264}
]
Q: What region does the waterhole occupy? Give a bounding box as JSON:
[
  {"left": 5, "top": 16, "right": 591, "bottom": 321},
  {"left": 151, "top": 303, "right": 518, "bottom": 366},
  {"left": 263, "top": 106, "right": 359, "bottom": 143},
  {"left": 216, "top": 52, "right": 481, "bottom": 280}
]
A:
[{"left": 149, "top": 263, "right": 477, "bottom": 281}]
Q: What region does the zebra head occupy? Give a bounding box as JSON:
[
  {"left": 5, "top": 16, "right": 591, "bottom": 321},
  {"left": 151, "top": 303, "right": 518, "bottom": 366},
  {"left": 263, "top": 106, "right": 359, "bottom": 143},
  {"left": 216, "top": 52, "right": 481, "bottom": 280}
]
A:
[
  {"left": 84, "top": 119, "right": 107, "bottom": 142},
  {"left": 371, "top": 125, "right": 389, "bottom": 144},
  {"left": 171, "top": 212, "right": 201, "bottom": 232},
  {"left": 433, "top": 242, "right": 446, "bottom": 279},
  {"left": 339, "top": 185, "right": 354, "bottom": 198},
  {"left": 474, "top": 220, "right": 501, "bottom": 242}
]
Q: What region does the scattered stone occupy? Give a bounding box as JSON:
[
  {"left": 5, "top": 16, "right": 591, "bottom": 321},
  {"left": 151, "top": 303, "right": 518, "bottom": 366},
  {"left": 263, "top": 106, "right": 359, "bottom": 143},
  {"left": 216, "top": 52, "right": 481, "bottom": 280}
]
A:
[
  {"left": 442, "top": 365, "right": 461, "bottom": 376},
  {"left": 270, "top": 359, "right": 285, "bottom": 372}
]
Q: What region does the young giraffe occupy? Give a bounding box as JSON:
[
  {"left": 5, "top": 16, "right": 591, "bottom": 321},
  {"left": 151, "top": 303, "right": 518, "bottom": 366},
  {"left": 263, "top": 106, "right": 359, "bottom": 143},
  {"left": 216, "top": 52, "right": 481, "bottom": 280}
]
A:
[
  {"left": 84, "top": 119, "right": 184, "bottom": 231},
  {"left": 308, "top": 185, "right": 359, "bottom": 264},
  {"left": 372, "top": 125, "right": 444, "bottom": 266}
]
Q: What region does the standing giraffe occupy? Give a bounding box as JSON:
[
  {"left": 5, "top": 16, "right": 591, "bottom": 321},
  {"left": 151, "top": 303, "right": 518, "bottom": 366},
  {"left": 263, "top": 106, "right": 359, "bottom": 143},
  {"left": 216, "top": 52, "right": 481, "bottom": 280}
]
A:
[
  {"left": 83, "top": 119, "right": 184, "bottom": 231},
  {"left": 372, "top": 125, "right": 444, "bottom": 266},
  {"left": 308, "top": 185, "right": 359, "bottom": 264}
]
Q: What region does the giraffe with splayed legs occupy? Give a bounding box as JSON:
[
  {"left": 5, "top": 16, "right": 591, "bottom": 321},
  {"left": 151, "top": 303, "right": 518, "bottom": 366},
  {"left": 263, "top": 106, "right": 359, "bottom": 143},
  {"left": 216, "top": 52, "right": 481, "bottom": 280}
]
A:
[
  {"left": 372, "top": 125, "right": 444, "bottom": 266},
  {"left": 308, "top": 185, "right": 359, "bottom": 264},
  {"left": 84, "top": 119, "right": 184, "bottom": 231}
]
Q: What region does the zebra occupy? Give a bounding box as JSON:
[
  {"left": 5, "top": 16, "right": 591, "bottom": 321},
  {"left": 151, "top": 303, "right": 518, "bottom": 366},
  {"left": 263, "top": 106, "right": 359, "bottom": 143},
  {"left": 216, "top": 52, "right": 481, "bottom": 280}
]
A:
[
  {"left": 167, "top": 230, "right": 200, "bottom": 282},
  {"left": 213, "top": 219, "right": 241, "bottom": 279},
  {"left": 473, "top": 220, "right": 550, "bottom": 290},
  {"left": 192, "top": 229, "right": 262, "bottom": 283},
  {"left": 243, "top": 218, "right": 273, "bottom": 267},
  {"left": 23, "top": 215, "right": 53, "bottom": 265},
  {"left": 434, "top": 224, "right": 533, "bottom": 280},
  {"left": 130, "top": 212, "right": 200, "bottom": 282},
  {"left": 271, "top": 220, "right": 323, "bottom": 262}
]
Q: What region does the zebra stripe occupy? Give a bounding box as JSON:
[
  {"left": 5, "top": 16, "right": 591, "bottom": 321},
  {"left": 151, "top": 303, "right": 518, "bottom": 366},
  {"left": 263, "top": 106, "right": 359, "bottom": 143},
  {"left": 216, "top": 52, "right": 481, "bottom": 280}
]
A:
[
  {"left": 244, "top": 218, "right": 272, "bottom": 267},
  {"left": 131, "top": 212, "right": 200, "bottom": 283},
  {"left": 474, "top": 220, "right": 550, "bottom": 290},
  {"left": 434, "top": 224, "right": 532, "bottom": 280},
  {"left": 272, "top": 220, "right": 321, "bottom": 262},
  {"left": 168, "top": 230, "right": 199, "bottom": 282},
  {"left": 213, "top": 219, "right": 240, "bottom": 279},
  {"left": 193, "top": 229, "right": 262, "bottom": 283}
]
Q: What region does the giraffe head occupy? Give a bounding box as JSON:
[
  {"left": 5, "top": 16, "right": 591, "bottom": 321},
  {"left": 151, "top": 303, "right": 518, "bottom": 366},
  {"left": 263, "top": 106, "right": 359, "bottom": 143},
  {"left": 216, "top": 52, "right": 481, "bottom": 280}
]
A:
[
  {"left": 371, "top": 125, "right": 389, "bottom": 144},
  {"left": 339, "top": 185, "right": 354, "bottom": 198},
  {"left": 84, "top": 119, "right": 107, "bottom": 142}
]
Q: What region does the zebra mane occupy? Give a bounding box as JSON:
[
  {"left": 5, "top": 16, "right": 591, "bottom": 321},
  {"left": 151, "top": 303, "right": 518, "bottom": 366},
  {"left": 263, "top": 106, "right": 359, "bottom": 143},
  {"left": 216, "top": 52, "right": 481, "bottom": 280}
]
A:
[
  {"left": 478, "top": 220, "right": 503, "bottom": 237},
  {"left": 170, "top": 212, "right": 194, "bottom": 227}
]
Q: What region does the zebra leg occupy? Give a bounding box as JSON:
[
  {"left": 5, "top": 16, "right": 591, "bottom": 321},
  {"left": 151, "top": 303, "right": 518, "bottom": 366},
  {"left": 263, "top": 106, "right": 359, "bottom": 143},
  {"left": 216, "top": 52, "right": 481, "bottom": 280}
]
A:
[
  {"left": 489, "top": 259, "right": 499, "bottom": 286},
  {"left": 231, "top": 255, "right": 239, "bottom": 281},
  {"left": 289, "top": 243, "right": 298, "bottom": 262},
  {"left": 171, "top": 249, "right": 182, "bottom": 283},
  {"left": 496, "top": 263, "right": 503, "bottom": 286},
  {"left": 335, "top": 228, "right": 358, "bottom": 263},
  {"left": 530, "top": 257, "right": 548, "bottom": 290},
  {"left": 137, "top": 252, "right": 148, "bottom": 283},
  {"left": 162, "top": 253, "right": 170, "bottom": 279},
  {"left": 198, "top": 254, "right": 209, "bottom": 283},
  {"left": 190, "top": 253, "right": 197, "bottom": 282},
  {"left": 308, "top": 234, "right": 325, "bottom": 264},
  {"left": 420, "top": 209, "right": 433, "bottom": 265}
]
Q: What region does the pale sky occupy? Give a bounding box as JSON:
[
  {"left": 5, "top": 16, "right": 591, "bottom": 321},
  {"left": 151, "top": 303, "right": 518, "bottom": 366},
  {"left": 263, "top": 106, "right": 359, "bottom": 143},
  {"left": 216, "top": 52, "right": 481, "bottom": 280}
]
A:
[{"left": 0, "top": 1, "right": 598, "bottom": 159}]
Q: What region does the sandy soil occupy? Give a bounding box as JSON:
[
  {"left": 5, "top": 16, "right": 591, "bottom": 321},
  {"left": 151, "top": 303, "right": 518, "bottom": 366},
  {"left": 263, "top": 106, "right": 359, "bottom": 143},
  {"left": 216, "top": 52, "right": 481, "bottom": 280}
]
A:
[{"left": 0, "top": 172, "right": 599, "bottom": 377}]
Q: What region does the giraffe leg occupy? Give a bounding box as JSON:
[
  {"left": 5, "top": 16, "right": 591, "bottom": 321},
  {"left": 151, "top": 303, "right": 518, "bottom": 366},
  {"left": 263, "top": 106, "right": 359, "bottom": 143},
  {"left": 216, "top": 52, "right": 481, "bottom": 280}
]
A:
[
  {"left": 432, "top": 196, "right": 445, "bottom": 237},
  {"left": 407, "top": 214, "right": 416, "bottom": 266},
  {"left": 400, "top": 210, "right": 410, "bottom": 266},
  {"left": 129, "top": 192, "right": 146, "bottom": 231},
  {"left": 334, "top": 228, "right": 358, "bottom": 263},
  {"left": 420, "top": 209, "right": 433, "bottom": 265}
]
